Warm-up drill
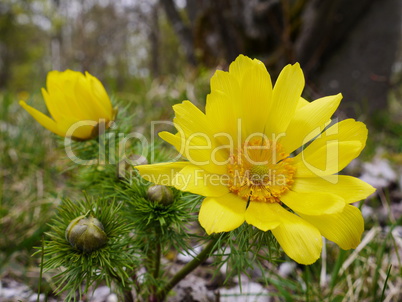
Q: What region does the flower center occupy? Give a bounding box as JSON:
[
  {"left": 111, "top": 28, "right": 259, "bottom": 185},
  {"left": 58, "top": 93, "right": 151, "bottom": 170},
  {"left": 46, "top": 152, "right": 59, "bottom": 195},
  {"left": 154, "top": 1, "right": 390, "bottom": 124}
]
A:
[{"left": 227, "top": 137, "right": 296, "bottom": 203}]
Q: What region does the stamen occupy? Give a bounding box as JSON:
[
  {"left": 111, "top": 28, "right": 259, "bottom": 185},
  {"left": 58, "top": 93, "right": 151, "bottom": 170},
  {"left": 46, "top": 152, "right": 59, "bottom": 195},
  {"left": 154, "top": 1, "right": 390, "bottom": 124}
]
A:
[{"left": 227, "top": 138, "right": 296, "bottom": 203}]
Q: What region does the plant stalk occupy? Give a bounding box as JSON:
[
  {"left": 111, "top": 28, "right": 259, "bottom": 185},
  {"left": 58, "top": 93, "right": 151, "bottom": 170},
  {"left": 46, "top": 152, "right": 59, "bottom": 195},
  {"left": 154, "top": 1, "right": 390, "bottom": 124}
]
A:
[
  {"left": 149, "top": 239, "right": 162, "bottom": 302},
  {"left": 123, "top": 289, "right": 134, "bottom": 302},
  {"left": 157, "top": 235, "right": 221, "bottom": 301},
  {"left": 112, "top": 273, "right": 134, "bottom": 302},
  {"left": 153, "top": 241, "right": 161, "bottom": 279}
]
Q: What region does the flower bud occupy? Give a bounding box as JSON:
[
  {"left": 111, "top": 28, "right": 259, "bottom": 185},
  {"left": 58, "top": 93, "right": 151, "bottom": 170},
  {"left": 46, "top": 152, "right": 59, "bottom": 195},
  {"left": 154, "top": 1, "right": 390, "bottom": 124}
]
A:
[
  {"left": 65, "top": 215, "right": 107, "bottom": 252},
  {"left": 147, "top": 185, "right": 174, "bottom": 205}
]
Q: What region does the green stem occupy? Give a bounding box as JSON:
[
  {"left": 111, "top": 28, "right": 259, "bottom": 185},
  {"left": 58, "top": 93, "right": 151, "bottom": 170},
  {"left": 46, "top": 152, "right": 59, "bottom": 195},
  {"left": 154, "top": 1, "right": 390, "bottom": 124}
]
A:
[
  {"left": 149, "top": 240, "right": 162, "bottom": 301},
  {"left": 157, "top": 235, "right": 221, "bottom": 301},
  {"left": 111, "top": 273, "right": 134, "bottom": 302},
  {"left": 153, "top": 241, "right": 161, "bottom": 279},
  {"left": 122, "top": 289, "right": 134, "bottom": 302}
]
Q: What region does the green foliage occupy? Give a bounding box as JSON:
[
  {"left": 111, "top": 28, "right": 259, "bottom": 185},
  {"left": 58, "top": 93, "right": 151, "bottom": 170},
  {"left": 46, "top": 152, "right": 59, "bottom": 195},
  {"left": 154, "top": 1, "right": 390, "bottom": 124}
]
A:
[
  {"left": 0, "top": 92, "right": 62, "bottom": 269},
  {"left": 214, "top": 224, "right": 280, "bottom": 284},
  {"left": 22, "top": 91, "right": 209, "bottom": 300},
  {"left": 258, "top": 216, "right": 402, "bottom": 302},
  {"left": 2, "top": 61, "right": 401, "bottom": 302},
  {"left": 121, "top": 179, "right": 201, "bottom": 252},
  {"left": 37, "top": 197, "right": 136, "bottom": 301}
]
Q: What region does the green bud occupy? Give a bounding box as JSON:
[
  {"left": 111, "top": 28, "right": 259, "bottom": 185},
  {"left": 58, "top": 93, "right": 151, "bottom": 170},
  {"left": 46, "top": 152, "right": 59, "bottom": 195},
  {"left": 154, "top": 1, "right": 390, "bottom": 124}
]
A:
[
  {"left": 65, "top": 214, "right": 107, "bottom": 252},
  {"left": 147, "top": 185, "right": 174, "bottom": 205}
]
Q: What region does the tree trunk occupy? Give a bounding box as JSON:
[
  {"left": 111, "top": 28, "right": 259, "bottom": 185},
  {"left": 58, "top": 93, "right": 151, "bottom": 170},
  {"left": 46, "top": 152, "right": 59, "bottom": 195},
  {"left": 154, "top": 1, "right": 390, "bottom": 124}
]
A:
[
  {"left": 295, "top": 0, "right": 373, "bottom": 75},
  {"left": 149, "top": 3, "right": 160, "bottom": 77},
  {"left": 159, "top": 0, "right": 197, "bottom": 66}
]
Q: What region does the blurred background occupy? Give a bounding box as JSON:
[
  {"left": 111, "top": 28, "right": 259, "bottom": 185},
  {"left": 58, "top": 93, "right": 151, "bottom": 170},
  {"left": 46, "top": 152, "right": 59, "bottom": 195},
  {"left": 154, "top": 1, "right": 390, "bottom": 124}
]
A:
[
  {"left": 1, "top": 0, "right": 401, "bottom": 117},
  {"left": 1, "top": 0, "right": 402, "bottom": 301}
]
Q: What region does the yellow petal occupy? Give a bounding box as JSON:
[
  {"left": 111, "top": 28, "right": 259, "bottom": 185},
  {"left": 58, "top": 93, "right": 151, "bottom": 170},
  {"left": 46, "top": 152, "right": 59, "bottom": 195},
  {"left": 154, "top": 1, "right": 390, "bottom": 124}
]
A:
[
  {"left": 306, "top": 119, "right": 368, "bottom": 151},
  {"left": 266, "top": 63, "right": 304, "bottom": 136},
  {"left": 294, "top": 141, "right": 362, "bottom": 177},
  {"left": 85, "top": 71, "right": 113, "bottom": 120},
  {"left": 172, "top": 165, "right": 229, "bottom": 197},
  {"left": 205, "top": 91, "right": 239, "bottom": 145},
  {"left": 245, "top": 202, "right": 281, "bottom": 231},
  {"left": 294, "top": 119, "right": 368, "bottom": 177},
  {"left": 41, "top": 87, "right": 62, "bottom": 122},
  {"left": 45, "top": 70, "right": 113, "bottom": 123},
  {"left": 161, "top": 130, "right": 228, "bottom": 170},
  {"left": 296, "top": 97, "right": 309, "bottom": 110},
  {"left": 19, "top": 101, "right": 65, "bottom": 136},
  {"left": 159, "top": 131, "right": 184, "bottom": 154},
  {"left": 199, "top": 193, "right": 247, "bottom": 234},
  {"left": 46, "top": 70, "right": 86, "bottom": 120},
  {"left": 159, "top": 131, "right": 228, "bottom": 175},
  {"left": 228, "top": 54, "right": 256, "bottom": 83},
  {"left": 299, "top": 205, "right": 364, "bottom": 250},
  {"left": 167, "top": 101, "right": 230, "bottom": 174},
  {"left": 210, "top": 69, "right": 241, "bottom": 103},
  {"left": 281, "top": 94, "right": 342, "bottom": 153},
  {"left": 135, "top": 162, "right": 189, "bottom": 186},
  {"left": 269, "top": 203, "right": 322, "bottom": 265},
  {"left": 239, "top": 58, "right": 273, "bottom": 136},
  {"left": 75, "top": 74, "right": 110, "bottom": 121},
  {"left": 45, "top": 72, "right": 73, "bottom": 117},
  {"left": 56, "top": 118, "right": 97, "bottom": 140},
  {"left": 280, "top": 190, "right": 345, "bottom": 215},
  {"left": 225, "top": 55, "right": 273, "bottom": 136},
  {"left": 173, "top": 100, "right": 215, "bottom": 138},
  {"left": 208, "top": 70, "right": 241, "bottom": 140},
  {"left": 292, "top": 175, "right": 376, "bottom": 203}
]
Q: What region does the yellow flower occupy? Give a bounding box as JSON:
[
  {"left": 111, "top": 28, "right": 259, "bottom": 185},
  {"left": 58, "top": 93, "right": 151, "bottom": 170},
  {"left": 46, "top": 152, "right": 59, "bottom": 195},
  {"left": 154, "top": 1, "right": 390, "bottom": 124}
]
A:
[
  {"left": 19, "top": 70, "right": 116, "bottom": 141},
  {"left": 136, "top": 55, "right": 375, "bottom": 265}
]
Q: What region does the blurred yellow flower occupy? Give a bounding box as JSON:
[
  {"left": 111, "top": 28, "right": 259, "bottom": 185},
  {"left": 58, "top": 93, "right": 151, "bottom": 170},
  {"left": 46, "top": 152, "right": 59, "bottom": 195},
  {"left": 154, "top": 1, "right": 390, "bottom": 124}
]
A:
[
  {"left": 20, "top": 70, "right": 116, "bottom": 141},
  {"left": 136, "top": 55, "right": 375, "bottom": 265}
]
